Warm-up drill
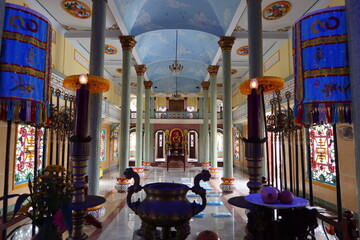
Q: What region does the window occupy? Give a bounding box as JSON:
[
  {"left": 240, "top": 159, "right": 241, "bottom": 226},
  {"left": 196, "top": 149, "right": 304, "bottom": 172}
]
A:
[
  {"left": 14, "top": 124, "right": 44, "bottom": 186},
  {"left": 113, "top": 130, "right": 119, "bottom": 159},
  {"left": 309, "top": 124, "right": 336, "bottom": 185}
]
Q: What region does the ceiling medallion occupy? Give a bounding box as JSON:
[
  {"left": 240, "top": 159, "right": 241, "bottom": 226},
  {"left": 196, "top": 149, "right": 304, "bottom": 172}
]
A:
[
  {"left": 169, "top": 30, "right": 184, "bottom": 74},
  {"left": 105, "top": 44, "right": 117, "bottom": 55},
  {"left": 62, "top": 0, "right": 92, "bottom": 19},
  {"left": 231, "top": 69, "right": 238, "bottom": 75},
  {"left": 116, "top": 68, "right": 122, "bottom": 74},
  {"left": 236, "top": 45, "right": 249, "bottom": 56},
  {"left": 262, "top": 1, "right": 291, "bottom": 21}
]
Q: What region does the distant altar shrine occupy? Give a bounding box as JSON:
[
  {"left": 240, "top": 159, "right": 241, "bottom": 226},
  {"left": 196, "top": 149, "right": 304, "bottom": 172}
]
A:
[{"left": 165, "top": 128, "right": 189, "bottom": 171}]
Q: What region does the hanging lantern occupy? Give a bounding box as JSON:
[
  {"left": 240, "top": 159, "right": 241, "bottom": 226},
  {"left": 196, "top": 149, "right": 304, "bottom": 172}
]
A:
[
  {"left": 293, "top": 6, "right": 351, "bottom": 125},
  {"left": 0, "top": 3, "right": 52, "bottom": 124}
]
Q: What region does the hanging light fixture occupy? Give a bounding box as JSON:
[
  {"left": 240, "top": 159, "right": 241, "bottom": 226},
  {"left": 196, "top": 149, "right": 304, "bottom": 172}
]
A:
[
  {"left": 169, "top": 30, "right": 183, "bottom": 74},
  {"left": 172, "top": 77, "right": 181, "bottom": 98}
]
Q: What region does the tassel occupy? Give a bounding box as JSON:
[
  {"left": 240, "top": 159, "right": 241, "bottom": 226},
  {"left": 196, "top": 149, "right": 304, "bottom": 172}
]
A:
[
  {"left": 6, "top": 99, "right": 15, "bottom": 121},
  {"left": 19, "top": 101, "right": 26, "bottom": 122},
  {"left": 14, "top": 100, "right": 21, "bottom": 122},
  {"left": 36, "top": 103, "right": 40, "bottom": 123},
  {"left": 339, "top": 106, "right": 344, "bottom": 123},
  {"left": 26, "top": 101, "right": 32, "bottom": 122}
]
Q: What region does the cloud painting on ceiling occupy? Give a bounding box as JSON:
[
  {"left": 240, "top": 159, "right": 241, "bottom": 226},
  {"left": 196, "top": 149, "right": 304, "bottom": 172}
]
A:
[
  {"left": 116, "top": 0, "right": 241, "bottom": 36},
  {"left": 153, "top": 77, "right": 200, "bottom": 93},
  {"left": 136, "top": 30, "right": 218, "bottom": 65}
]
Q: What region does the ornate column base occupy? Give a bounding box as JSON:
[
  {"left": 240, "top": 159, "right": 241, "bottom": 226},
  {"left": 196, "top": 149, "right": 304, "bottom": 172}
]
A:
[
  {"left": 115, "top": 177, "right": 131, "bottom": 193},
  {"left": 87, "top": 205, "right": 106, "bottom": 219},
  {"left": 220, "top": 177, "right": 236, "bottom": 193},
  {"left": 143, "top": 162, "right": 151, "bottom": 170},
  {"left": 209, "top": 168, "right": 220, "bottom": 179},
  {"left": 133, "top": 167, "right": 145, "bottom": 178},
  {"left": 201, "top": 162, "right": 210, "bottom": 170}
]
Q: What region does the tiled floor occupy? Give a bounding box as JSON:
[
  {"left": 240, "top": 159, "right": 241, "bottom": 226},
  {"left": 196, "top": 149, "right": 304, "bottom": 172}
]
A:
[{"left": 11, "top": 165, "right": 339, "bottom": 239}]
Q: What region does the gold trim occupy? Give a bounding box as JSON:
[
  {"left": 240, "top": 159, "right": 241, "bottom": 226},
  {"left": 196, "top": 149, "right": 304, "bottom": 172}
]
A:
[
  {"left": 239, "top": 76, "right": 284, "bottom": 95},
  {"left": 218, "top": 36, "right": 236, "bottom": 51},
  {"left": 207, "top": 65, "right": 220, "bottom": 76},
  {"left": 302, "top": 35, "right": 347, "bottom": 49},
  {"left": 201, "top": 81, "right": 210, "bottom": 90},
  {"left": 63, "top": 74, "right": 110, "bottom": 93},
  {"left": 305, "top": 178, "right": 336, "bottom": 191},
  {"left": 2, "top": 31, "right": 47, "bottom": 49},
  {"left": 119, "top": 36, "right": 137, "bottom": 51},
  {"left": 134, "top": 65, "right": 147, "bottom": 76},
  {"left": 304, "top": 67, "right": 350, "bottom": 78}
]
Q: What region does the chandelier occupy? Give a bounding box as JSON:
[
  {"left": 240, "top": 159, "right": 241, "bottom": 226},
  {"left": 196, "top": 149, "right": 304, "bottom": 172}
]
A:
[
  {"left": 172, "top": 77, "right": 181, "bottom": 98},
  {"left": 169, "top": 30, "right": 183, "bottom": 74}
]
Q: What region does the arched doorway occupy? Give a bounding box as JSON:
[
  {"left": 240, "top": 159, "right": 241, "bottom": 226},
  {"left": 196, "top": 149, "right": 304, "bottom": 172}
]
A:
[{"left": 188, "top": 130, "right": 198, "bottom": 160}]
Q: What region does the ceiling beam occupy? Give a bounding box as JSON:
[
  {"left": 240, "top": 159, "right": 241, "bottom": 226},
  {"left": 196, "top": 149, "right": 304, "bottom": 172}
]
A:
[
  {"left": 64, "top": 30, "right": 122, "bottom": 39},
  {"left": 232, "top": 31, "right": 290, "bottom": 39}
]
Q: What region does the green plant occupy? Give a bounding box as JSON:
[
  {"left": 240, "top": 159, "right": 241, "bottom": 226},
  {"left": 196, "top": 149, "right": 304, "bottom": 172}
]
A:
[{"left": 3, "top": 165, "right": 73, "bottom": 239}]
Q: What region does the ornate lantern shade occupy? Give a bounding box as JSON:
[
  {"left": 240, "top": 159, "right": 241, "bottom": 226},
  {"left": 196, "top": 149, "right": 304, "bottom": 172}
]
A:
[
  {"left": 0, "top": 3, "right": 52, "bottom": 124},
  {"left": 293, "top": 6, "right": 351, "bottom": 125}
]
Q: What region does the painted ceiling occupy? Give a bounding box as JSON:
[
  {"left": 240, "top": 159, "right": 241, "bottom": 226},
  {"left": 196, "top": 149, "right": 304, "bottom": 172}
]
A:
[{"left": 30, "top": 0, "right": 333, "bottom": 97}]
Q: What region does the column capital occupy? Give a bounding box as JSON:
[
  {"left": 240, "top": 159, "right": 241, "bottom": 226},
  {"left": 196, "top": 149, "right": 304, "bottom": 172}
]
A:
[
  {"left": 218, "top": 36, "right": 236, "bottom": 51},
  {"left": 134, "top": 65, "right": 147, "bottom": 76},
  {"left": 207, "top": 65, "right": 220, "bottom": 76},
  {"left": 144, "top": 81, "right": 153, "bottom": 89},
  {"left": 201, "top": 81, "right": 210, "bottom": 90},
  {"left": 119, "top": 36, "right": 137, "bottom": 51}
]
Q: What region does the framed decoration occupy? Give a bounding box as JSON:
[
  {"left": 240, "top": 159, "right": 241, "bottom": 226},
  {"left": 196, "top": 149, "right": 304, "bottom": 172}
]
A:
[
  {"left": 264, "top": 50, "right": 280, "bottom": 72},
  {"left": 100, "top": 128, "right": 106, "bottom": 163},
  {"left": 113, "top": 130, "right": 119, "bottom": 159},
  {"left": 236, "top": 45, "right": 249, "bottom": 56},
  {"left": 262, "top": 1, "right": 291, "bottom": 21},
  {"left": 14, "top": 124, "right": 44, "bottom": 188},
  {"left": 105, "top": 44, "right": 118, "bottom": 55},
  {"left": 74, "top": 49, "right": 89, "bottom": 70},
  {"left": 62, "top": 0, "right": 92, "bottom": 19},
  {"left": 309, "top": 124, "right": 336, "bottom": 185}
]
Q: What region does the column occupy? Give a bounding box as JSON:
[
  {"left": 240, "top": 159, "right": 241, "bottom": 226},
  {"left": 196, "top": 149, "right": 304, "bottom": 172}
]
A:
[
  {"left": 115, "top": 36, "right": 136, "bottom": 193},
  {"left": 143, "top": 81, "right": 153, "bottom": 168},
  {"left": 201, "top": 81, "right": 210, "bottom": 169},
  {"left": 198, "top": 97, "right": 204, "bottom": 163},
  {"left": 246, "top": 0, "right": 264, "bottom": 193},
  {"left": 218, "top": 36, "right": 236, "bottom": 192},
  {"left": 208, "top": 65, "right": 220, "bottom": 178},
  {"left": 134, "top": 65, "right": 146, "bottom": 174},
  {"left": 346, "top": 0, "right": 360, "bottom": 226},
  {"left": 88, "top": 0, "right": 106, "bottom": 195}
]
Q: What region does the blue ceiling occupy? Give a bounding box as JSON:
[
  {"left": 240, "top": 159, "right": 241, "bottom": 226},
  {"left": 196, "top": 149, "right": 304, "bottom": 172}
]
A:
[{"left": 115, "top": 0, "right": 242, "bottom": 93}]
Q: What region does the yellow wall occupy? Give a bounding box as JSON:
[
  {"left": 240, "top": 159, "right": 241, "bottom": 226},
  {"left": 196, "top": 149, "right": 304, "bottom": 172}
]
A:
[
  {"left": 326, "top": 0, "right": 345, "bottom": 7},
  {"left": 156, "top": 97, "right": 167, "bottom": 111},
  {"left": 264, "top": 39, "right": 293, "bottom": 78},
  {"left": 187, "top": 97, "right": 198, "bottom": 110}
]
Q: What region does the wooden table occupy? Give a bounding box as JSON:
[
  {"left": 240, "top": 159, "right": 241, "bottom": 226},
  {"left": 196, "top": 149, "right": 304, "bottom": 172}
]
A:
[{"left": 166, "top": 154, "right": 186, "bottom": 171}]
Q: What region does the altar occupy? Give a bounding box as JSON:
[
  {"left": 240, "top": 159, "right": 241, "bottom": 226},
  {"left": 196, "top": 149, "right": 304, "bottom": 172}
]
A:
[{"left": 166, "top": 152, "right": 187, "bottom": 171}]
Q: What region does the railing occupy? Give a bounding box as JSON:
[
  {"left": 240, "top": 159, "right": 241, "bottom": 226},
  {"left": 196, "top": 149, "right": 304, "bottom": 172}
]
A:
[{"left": 130, "top": 111, "right": 223, "bottom": 119}]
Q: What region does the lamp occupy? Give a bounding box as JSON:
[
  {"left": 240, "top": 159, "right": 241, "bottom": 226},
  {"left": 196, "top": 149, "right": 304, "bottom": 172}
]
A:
[
  {"left": 172, "top": 77, "right": 181, "bottom": 98},
  {"left": 169, "top": 30, "right": 184, "bottom": 74}
]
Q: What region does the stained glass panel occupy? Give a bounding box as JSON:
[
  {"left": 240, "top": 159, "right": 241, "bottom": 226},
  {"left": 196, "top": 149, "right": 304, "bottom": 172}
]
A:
[
  {"left": 113, "top": 130, "right": 119, "bottom": 159},
  {"left": 216, "top": 132, "right": 223, "bottom": 152},
  {"left": 309, "top": 124, "right": 336, "bottom": 185},
  {"left": 100, "top": 128, "right": 106, "bottom": 163},
  {"left": 130, "top": 131, "right": 136, "bottom": 152},
  {"left": 14, "top": 124, "right": 44, "bottom": 186}
]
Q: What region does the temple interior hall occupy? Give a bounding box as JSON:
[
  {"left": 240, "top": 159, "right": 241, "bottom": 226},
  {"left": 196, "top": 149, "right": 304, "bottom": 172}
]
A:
[{"left": 1, "top": 0, "right": 360, "bottom": 239}]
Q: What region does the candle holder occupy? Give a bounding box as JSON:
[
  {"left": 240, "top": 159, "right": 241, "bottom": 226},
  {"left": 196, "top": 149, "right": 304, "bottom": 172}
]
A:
[
  {"left": 63, "top": 74, "right": 110, "bottom": 240},
  {"left": 238, "top": 76, "right": 284, "bottom": 193}
]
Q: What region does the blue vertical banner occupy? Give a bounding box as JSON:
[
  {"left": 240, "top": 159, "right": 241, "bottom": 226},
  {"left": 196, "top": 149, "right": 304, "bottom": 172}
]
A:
[
  {"left": 293, "top": 6, "right": 351, "bottom": 125},
  {"left": 0, "top": 3, "right": 51, "bottom": 124}
]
